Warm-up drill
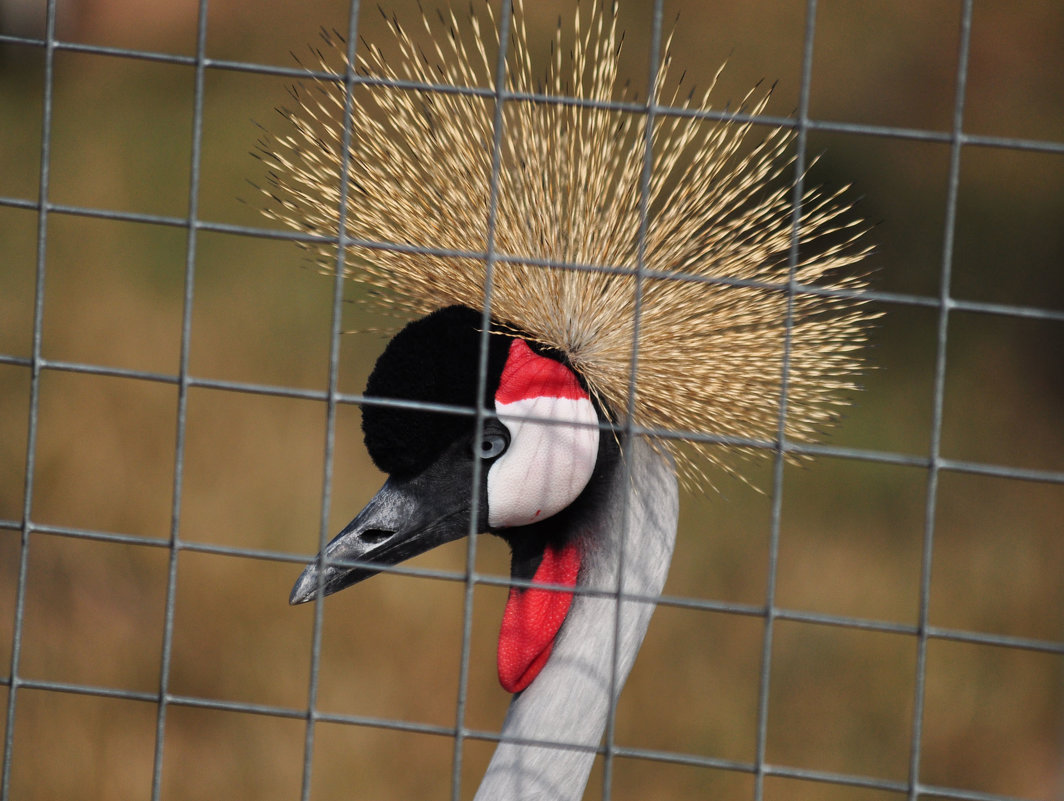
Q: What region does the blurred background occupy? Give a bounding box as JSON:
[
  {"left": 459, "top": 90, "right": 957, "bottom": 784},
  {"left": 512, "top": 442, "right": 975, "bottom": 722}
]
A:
[{"left": 1, "top": 0, "right": 1062, "bottom": 799}]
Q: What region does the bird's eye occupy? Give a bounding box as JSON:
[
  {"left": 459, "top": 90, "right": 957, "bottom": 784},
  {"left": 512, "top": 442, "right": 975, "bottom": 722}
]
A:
[{"left": 476, "top": 432, "right": 508, "bottom": 460}]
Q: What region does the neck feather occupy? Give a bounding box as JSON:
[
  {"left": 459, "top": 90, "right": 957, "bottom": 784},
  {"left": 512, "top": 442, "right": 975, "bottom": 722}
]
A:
[{"left": 474, "top": 437, "right": 678, "bottom": 801}]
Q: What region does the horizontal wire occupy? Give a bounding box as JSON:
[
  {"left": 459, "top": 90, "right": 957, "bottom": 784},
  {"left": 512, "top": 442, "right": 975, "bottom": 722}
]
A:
[
  {"left": 0, "top": 673, "right": 1047, "bottom": 801},
  {"left": 2, "top": 350, "right": 1062, "bottom": 488},
  {"left": 3, "top": 516, "right": 1060, "bottom": 657},
  {"left": 2, "top": 194, "right": 1062, "bottom": 324},
  {"left": 1, "top": 32, "right": 1063, "bottom": 157}
]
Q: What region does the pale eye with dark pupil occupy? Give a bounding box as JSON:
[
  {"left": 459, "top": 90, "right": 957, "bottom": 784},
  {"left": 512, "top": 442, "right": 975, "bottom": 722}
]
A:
[{"left": 477, "top": 433, "right": 507, "bottom": 459}]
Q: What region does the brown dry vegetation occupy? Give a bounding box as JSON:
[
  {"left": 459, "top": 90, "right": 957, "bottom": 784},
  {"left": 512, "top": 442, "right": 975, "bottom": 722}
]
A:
[{"left": 1, "top": 1, "right": 1062, "bottom": 800}]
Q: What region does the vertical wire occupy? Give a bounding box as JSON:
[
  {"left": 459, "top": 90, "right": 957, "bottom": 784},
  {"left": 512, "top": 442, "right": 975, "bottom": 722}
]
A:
[
  {"left": 601, "top": 1, "right": 665, "bottom": 798},
  {"left": 298, "top": 3, "right": 363, "bottom": 799},
  {"left": 148, "top": 0, "right": 210, "bottom": 797},
  {"left": 753, "top": 0, "right": 819, "bottom": 798},
  {"left": 450, "top": 3, "right": 513, "bottom": 798},
  {"left": 1, "top": 1, "right": 56, "bottom": 798},
  {"left": 907, "top": 2, "right": 973, "bottom": 798}
]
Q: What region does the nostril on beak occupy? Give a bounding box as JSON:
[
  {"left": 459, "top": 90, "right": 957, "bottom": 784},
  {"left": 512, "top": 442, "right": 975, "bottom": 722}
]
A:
[{"left": 361, "top": 529, "right": 393, "bottom": 545}]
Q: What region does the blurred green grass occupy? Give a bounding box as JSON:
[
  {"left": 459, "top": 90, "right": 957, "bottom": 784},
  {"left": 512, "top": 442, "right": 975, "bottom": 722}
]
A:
[{"left": 1, "top": 1, "right": 1062, "bottom": 800}]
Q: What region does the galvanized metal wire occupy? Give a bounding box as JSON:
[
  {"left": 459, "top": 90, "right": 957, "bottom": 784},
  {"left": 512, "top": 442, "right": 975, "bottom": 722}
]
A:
[{"left": 1, "top": 0, "right": 1062, "bottom": 800}]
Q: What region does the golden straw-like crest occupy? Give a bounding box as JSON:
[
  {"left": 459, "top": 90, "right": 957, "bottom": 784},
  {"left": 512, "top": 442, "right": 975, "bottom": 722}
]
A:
[{"left": 258, "top": 0, "right": 875, "bottom": 489}]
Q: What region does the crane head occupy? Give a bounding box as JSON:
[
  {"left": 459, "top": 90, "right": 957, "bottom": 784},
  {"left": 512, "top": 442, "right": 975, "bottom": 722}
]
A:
[{"left": 290, "top": 305, "right": 607, "bottom": 692}]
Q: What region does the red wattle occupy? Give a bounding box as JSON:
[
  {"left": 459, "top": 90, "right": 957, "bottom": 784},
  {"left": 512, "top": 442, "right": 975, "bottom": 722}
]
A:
[{"left": 496, "top": 541, "right": 581, "bottom": 693}]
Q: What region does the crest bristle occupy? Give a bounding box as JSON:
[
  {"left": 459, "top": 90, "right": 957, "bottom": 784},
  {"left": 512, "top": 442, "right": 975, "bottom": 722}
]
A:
[{"left": 258, "top": 0, "right": 878, "bottom": 490}]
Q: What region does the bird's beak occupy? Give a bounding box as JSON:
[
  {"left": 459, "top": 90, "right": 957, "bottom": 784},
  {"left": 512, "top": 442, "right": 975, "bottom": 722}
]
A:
[{"left": 289, "top": 467, "right": 474, "bottom": 605}]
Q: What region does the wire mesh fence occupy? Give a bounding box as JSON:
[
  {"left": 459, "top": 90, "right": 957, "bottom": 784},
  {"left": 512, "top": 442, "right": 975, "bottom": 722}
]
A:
[{"left": 1, "top": 0, "right": 1063, "bottom": 800}]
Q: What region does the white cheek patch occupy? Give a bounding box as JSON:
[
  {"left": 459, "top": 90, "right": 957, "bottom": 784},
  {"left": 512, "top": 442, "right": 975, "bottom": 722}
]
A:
[
  {"left": 488, "top": 395, "right": 600, "bottom": 528},
  {"left": 487, "top": 338, "right": 600, "bottom": 529}
]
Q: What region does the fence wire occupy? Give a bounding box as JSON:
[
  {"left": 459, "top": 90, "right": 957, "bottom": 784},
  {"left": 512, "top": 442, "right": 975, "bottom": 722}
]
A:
[{"left": 1, "top": 0, "right": 1063, "bottom": 800}]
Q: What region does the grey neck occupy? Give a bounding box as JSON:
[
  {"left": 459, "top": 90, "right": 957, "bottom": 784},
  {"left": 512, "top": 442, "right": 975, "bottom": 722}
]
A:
[{"left": 474, "top": 437, "right": 679, "bottom": 801}]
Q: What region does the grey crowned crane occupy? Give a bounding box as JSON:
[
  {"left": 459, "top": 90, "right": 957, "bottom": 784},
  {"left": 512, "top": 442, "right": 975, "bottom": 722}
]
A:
[
  {"left": 289, "top": 305, "right": 678, "bottom": 800},
  {"left": 262, "top": 2, "right": 875, "bottom": 798}
]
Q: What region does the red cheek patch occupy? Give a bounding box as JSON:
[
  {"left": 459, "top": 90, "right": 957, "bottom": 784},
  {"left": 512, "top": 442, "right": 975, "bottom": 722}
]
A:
[
  {"left": 496, "top": 541, "right": 582, "bottom": 694},
  {"left": 495, "top": 338, "right": 588, "bottom": 404}
]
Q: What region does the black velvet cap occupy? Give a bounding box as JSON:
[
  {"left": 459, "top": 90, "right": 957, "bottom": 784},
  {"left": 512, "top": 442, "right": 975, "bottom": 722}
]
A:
[{"left": 361, "top": 306, "right": 513, "bottom": 479}]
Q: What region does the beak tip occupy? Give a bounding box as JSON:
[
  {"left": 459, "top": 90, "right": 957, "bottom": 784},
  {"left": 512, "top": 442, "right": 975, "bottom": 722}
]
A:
[
  {"left": 288, "top": 590, "right": 308, "bottom": 606},
  {"left": 289, "top": 570, "right": 318, "bottom": 606}
]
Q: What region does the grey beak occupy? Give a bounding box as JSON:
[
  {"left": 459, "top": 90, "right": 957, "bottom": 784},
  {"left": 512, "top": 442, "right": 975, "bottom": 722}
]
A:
[{"left": 289, "top": 461, "right": 477, "bottom": 605}]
